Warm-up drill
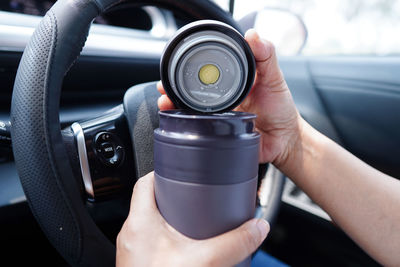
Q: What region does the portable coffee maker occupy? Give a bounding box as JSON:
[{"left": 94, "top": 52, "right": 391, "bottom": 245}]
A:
[{"left": 154, "top": 20, "right": 258, "bottom": 267}]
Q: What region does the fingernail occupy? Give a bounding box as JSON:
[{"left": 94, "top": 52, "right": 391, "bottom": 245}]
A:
[
  {"left": 245, "top": 28, "right": 259, "bottom": 40},
  {"left": 247, "top": 219, "right": 269, "bottom": 245},
  {"left": 255, "top": 219, "right": 269, "bottom": 241}
]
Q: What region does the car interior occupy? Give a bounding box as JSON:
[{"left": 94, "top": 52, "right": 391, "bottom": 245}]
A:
[{"left": 0, "top": 0, "right": 398, "bottom": 266}]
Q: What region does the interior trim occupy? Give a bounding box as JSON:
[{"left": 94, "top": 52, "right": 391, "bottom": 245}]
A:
[
  {"left": 71, "top": 123, "right": 94, "bottom": 198},
  {"left": 0, "top": 10, "right": 167, "bottom": 59},
  {"left": 282, "top": 179, "right": 331, "bottom": 221}
]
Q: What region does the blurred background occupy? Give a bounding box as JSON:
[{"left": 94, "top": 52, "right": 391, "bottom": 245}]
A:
[{"left": 215, "top": 0, "right": 400, "bottom": 56}]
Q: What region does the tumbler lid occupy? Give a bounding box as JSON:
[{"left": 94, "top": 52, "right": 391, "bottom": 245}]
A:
[{"left": 160, "top": 20, "right": 256, "bottom": 113}]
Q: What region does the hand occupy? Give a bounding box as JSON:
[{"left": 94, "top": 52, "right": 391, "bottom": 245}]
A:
[
  {"left": 117, "top": 172, "right": 269, "bottom": 267},
  {"left": 157, "top": 29, "right": 302, "bottom": 167}
]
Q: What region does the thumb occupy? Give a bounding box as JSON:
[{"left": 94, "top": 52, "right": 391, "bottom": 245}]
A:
[
  {"left": 199, "top": 219, "right": 270, "bottom": 267},
  {"left": 245, "top": 29, "right": 285, "bottom": 91}
]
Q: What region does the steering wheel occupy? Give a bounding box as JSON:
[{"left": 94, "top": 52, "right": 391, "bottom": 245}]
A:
[{"left": 10, "top": 0, "right": 285, "bottom": 266}]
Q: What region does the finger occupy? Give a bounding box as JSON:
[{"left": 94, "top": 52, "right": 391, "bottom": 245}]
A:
[
  {"left": 129, "top": 172, "right": 157, "bottom": 214},
  {"left": 157, "top": 94, "right": 175, "bottom": 110},
  {"left": 198, "top": 218, "right": 270, "bottom": 266},
  {"left": 156, "top": 81, "right": 166, "bottom": 95},
  {"left": 245, "top": 29, "right": 285, "bottom": 90},
  {"left": 245, "top": 29, "right": 272, "bottom": 62}
]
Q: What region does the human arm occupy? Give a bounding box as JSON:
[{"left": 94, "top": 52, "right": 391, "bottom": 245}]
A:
[{"left": 282, "top": 119, "right": 400, "bottom": 266}]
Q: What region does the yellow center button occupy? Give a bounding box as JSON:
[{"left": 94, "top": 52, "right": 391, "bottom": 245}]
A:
[{"left": 199, "top": 64, "right": 220, "bottom": 85}]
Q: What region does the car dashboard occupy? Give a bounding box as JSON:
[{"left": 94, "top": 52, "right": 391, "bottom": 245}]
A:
[{"left": 0, "top": 0, "right": 331, "bottom": 222}]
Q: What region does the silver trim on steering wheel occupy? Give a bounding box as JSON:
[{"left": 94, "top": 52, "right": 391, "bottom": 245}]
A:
[
  {"left": 71, "top": 123, "right": 94, "bottom": 198},
  {"left": 255, "top": 165, "right": 286, "bottom": 222}
]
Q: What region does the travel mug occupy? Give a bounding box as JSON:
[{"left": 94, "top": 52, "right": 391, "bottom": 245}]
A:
[{"left": 154, "top": 110, "right": 260, "bottom": 267}]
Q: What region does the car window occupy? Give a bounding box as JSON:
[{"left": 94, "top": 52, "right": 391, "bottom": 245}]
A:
[{"left": 233, "top": 0, "right": 400, "bottom": 56}]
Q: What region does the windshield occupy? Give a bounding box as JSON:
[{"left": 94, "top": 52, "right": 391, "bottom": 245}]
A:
[{"left": 217, "top": 0, "right": 400, "bottom": 56}]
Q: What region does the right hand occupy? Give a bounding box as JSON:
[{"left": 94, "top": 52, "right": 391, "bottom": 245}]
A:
[
  {"left": 157, "top": 29, "right": 302, "bottom": 168},
  {"left": 117, "top": 172, "right": 270, "bottom": 267}
]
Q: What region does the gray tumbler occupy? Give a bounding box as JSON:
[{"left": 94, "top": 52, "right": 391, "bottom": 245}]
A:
[{"left": 154, "top": 110, "right": 260, "bottom": 267}]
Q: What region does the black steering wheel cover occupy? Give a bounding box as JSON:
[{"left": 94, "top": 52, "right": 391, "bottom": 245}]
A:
[{"left": 10, "top": 0, "right": 241, "bottom": 266}]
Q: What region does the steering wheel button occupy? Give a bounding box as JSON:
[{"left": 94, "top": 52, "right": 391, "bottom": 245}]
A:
[
  {"left": 101, "top": 143, "right": 115, "bottom": 158},
  {"left": 93, "top": 131, "right": 125, "bottom": 167}
]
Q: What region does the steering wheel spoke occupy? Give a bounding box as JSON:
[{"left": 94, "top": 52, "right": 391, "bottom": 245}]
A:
[{"left": 65, "top": 105, "right": 136, "bottom": 201}]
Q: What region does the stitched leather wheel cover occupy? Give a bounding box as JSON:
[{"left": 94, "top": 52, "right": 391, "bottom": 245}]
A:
[{"left": 10, "top": 0, "right": 240, "bottom": 266}]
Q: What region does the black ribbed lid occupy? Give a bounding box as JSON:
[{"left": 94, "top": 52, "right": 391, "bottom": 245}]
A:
[{"left": 160, "top": 20, "right": 255, "bottom": 113}]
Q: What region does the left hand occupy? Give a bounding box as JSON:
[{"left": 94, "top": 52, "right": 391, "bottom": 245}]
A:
[
  {"left": 157, "top": 29, "right": 301, "bottom": 168},
  {"left": 117, "top": 172, "right": 270, "bottom": 267}
]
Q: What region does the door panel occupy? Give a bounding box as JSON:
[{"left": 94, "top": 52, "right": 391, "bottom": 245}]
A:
[
  {"left": 279, "top": 58, "right": 343, "bottom": 144},
  {"left": 280, "top": 57, "right": 400, "bottom": 177},
  {"left": 272, "top": 56, "right": 398, "bottom": 266}
]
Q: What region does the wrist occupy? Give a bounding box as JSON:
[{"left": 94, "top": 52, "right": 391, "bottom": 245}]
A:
[{"left": 273, "top": 116, "right": 313, "bottom": 178}]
